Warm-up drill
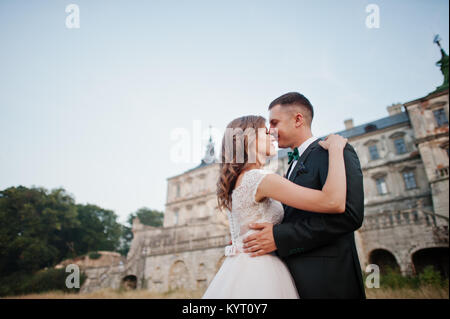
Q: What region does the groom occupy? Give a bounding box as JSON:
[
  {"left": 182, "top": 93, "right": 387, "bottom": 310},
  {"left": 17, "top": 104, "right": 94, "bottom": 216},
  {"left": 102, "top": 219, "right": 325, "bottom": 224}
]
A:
[{"left": 242, "top": 92, "right": 366, "bottom": 299}]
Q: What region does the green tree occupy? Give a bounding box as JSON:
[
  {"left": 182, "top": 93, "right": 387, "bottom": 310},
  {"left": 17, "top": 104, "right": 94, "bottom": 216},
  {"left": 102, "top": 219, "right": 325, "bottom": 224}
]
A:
[
  {"left": 0, "top": 186, "right": 124, "bottom": 275},
  {"left": 0, "top": 185, "right": 131, "bottom": 296},
  {"left": 0, "top": 186, "right": 79, "bottom": 276},
  {"left": 70, "top": 204, "right": 123, "bottom": 256},
  {"left": 127, "top": 207, "right": 164, "bottom": 227}
]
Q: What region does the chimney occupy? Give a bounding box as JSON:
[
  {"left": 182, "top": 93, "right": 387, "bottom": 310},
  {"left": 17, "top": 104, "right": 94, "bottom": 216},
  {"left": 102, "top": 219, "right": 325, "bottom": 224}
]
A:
[
  {"left": 387, "top": 103, "right": 403, "bottom": 116},
  {"left": 344, "top": 118, "right": 354, "bottom": 130}
]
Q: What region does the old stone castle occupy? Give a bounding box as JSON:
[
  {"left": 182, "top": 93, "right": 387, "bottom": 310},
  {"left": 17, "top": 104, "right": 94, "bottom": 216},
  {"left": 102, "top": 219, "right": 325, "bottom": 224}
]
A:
[{"left": 78, "top": 48, "right": 449, "bottom": 294}]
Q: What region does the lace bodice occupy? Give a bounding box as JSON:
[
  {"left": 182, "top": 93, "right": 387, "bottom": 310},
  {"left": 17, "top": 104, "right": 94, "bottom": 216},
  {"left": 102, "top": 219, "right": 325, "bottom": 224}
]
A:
[{"left": 224, "top": 169, "right": 284, "bottom": 256}]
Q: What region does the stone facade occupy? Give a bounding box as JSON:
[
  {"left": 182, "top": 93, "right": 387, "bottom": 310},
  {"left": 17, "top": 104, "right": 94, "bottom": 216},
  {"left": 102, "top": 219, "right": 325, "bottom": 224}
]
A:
[
  {"left": 79, "top": 89, "right": 449, "bottom": 294},
  {"left": 404, "top": 89, "right": 449, "bottom": 221},
  {"left": 334, "top": 90, "right": 449, "bottom": 276}
]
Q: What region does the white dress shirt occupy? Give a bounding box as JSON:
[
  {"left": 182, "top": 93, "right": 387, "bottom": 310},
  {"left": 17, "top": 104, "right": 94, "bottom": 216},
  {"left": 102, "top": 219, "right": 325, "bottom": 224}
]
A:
[{"left": 287, "top": 136, "right": 318, "bottom": 179}]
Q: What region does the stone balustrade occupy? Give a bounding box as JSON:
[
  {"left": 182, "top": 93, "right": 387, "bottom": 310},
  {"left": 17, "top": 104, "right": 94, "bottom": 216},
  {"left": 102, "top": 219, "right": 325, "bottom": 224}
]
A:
[
  {"left": 360, "top": 209, "right": 448, "bottom": 232},
  {"left": 144, "top": 234, "right": 230, "bottom": 256}
]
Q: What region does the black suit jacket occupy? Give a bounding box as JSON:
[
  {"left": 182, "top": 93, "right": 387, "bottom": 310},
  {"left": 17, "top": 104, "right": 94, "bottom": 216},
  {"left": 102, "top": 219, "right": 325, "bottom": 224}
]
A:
[{"left": 273, "top": 139, "right": 366, "bottom": 299}]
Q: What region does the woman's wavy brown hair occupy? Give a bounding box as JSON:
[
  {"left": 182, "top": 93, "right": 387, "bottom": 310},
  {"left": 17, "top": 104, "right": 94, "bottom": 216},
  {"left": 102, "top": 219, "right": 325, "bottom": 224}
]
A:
[{"left": 217, "top": 115, "right": 267, "bottom": 212}]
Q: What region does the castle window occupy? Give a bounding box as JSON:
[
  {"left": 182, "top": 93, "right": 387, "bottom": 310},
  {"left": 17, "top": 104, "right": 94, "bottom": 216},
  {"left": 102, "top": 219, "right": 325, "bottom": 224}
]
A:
[
  {"left": 402, "top": 171, "right": 417, "bottom": 190},
  {"left": 394, "top": 138, "right": 407, "bottom": 154},
  {"left": 375, "top": 177, "right": 388, "bottom": 195},
  {"left": 403, "top": 212, "right": 410, "bottom": 224},
  {"left": 369, "top": 145, "right": 380, "bottom": 160},
  {"left": 412, "top": 211, "right": 419, "bottom": 224},
  {"left": 176, "top": 184, "right": 180, "bottom": 198},
  {"left": 174, "top": 209, "right": 179, "bottom": 225},
  {"left": 425, "top": 214, "right": 431, "bottom": 226},
  {"left": 388, "top": 213, "right": 394, "bottom": 226},
  {"left": 433, "top": 108, "right": 448, "bottom": 127},
  {"left": 396, "top": 211, "right": 402, "bottom": 224}
]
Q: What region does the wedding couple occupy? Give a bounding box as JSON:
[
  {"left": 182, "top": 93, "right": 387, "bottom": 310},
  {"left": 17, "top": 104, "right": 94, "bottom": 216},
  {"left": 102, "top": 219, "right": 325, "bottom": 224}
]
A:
[{"left": 202, "top": 92, "right": 366, "bottom": 299}]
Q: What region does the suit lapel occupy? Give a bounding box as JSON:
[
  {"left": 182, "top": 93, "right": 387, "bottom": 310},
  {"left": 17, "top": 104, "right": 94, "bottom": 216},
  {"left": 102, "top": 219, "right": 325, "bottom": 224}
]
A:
[
  {"left": 288, "top": 139, "right": 321, "bottom": 182},
  {"left": 284, "top": 158, "right": 295, "bottom": 178}
]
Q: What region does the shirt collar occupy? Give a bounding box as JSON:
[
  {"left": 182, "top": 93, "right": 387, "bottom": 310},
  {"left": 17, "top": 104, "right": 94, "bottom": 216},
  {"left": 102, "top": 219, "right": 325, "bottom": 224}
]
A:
[{"left": 295, "top": 136, "right": 318, "bottom": 158}]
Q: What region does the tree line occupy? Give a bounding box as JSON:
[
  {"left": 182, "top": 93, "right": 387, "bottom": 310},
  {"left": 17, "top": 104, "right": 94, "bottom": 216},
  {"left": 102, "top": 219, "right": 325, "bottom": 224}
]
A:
[{"left": 0, "top": 185, "right": 163, "bottom": 296}]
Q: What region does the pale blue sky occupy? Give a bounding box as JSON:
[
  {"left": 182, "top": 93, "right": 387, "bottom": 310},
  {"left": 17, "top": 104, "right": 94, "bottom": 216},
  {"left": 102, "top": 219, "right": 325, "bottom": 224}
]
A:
[{"left": 0, "top": 0, "right": 448, "bottom": 224}]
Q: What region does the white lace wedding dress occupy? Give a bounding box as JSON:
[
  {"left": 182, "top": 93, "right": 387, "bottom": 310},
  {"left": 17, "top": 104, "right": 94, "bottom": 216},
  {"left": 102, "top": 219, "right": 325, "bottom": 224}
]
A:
[{"left": 202, "top": 168, "right": 300, "bottom": 299}]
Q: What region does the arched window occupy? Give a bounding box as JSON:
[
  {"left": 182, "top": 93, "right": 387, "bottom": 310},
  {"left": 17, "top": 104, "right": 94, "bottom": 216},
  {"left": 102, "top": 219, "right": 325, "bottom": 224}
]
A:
[
  {"left": 122, "top": 275, "right": 137, "bottom": 290},
  {"left": 369, "top": 249, "right": 400, "bottom": 274},
  {"left": 412, "top": 247, "right": 449, "bottom": 278},
  {"left": 169, "top": 260, "right": 190, "bottom": 291}
]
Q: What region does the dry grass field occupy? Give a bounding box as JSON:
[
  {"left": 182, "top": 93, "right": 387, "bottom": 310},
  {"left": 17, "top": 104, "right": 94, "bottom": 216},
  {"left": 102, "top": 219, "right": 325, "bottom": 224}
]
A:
[{"left": 3, "top": 286, "right": 448, "bottom": 299}]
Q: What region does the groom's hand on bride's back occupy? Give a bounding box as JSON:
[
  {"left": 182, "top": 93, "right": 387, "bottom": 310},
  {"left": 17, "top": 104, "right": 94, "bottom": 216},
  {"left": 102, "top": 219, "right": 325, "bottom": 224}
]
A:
[{"left": 242, "top": 222, "right": 277, "bottom": 257}]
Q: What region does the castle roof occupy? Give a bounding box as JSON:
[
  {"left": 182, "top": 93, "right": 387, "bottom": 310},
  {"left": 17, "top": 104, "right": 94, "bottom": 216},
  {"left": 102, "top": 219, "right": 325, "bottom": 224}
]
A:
[{"left": 277, "top": 112, "right": 410, "bottom": 159}]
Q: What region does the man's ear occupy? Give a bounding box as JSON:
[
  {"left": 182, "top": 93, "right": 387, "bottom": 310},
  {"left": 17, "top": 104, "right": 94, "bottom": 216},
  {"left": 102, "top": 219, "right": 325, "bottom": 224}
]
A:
[{"left": 294, "top": 112, "right": 304, "bottom": 128}]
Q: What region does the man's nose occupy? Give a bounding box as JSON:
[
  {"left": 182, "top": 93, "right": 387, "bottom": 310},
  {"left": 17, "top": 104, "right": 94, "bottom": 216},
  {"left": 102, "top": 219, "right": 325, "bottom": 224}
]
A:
[{"left": 269, "top": 128, "right": 278, "bottom": 136}]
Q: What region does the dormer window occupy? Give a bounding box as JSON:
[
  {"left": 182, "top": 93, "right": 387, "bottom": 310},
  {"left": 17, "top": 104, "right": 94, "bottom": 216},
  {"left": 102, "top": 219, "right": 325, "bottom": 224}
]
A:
[{"left": 364, "top": 124, "right": 377, "bottom": 133}]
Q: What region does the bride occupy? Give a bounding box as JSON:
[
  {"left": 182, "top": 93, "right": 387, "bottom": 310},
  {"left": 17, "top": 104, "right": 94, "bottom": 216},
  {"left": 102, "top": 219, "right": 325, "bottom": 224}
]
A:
[{"left": 202, "top": 115, "right": 348, "bottom": 299}]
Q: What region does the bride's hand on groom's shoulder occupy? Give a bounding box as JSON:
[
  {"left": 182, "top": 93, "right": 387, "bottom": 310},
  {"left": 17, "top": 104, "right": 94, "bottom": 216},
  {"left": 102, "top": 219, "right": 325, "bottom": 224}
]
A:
[{"left": 318, "top": 134, "right": 348, "bottom": 151}]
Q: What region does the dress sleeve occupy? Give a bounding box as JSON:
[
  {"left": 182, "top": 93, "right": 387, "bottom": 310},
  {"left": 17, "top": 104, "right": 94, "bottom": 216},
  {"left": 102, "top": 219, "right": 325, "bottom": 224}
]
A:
[{"left": 244, "top": 169, "right": 272, "bottom": 204}]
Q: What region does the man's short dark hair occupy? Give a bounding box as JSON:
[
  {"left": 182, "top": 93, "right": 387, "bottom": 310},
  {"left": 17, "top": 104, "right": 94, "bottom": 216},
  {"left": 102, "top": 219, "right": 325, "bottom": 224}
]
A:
[{"left": 268, "top": 92, "right": 314, "bottom": 125}]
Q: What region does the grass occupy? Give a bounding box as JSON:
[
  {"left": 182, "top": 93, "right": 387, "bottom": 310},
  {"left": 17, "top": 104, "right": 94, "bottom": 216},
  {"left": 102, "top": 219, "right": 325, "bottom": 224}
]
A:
[
  {"left": 365, "top": 286, "right": 448, "bottom": 299},
  {"left": 3, "top": 266, "right": 448, "bottom": 299},
  {"left": 2, "top": 287, "right": 205, "bottom": 299},
  {"left": 3, "top": 286, "right": 448, "bottom": 299}
]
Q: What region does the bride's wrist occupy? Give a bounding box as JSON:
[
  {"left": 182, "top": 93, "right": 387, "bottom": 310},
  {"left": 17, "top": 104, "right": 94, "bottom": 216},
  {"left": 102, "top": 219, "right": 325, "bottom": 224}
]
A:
[{"left": 329, "top": 145, "right": 344, "bottom": 153}]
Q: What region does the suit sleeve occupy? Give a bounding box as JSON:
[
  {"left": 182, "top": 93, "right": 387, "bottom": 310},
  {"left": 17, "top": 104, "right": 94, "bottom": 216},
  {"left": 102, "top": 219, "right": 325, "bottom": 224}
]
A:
[{"left": 272, "top": 144, "right": 365, "bottom": 258}]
